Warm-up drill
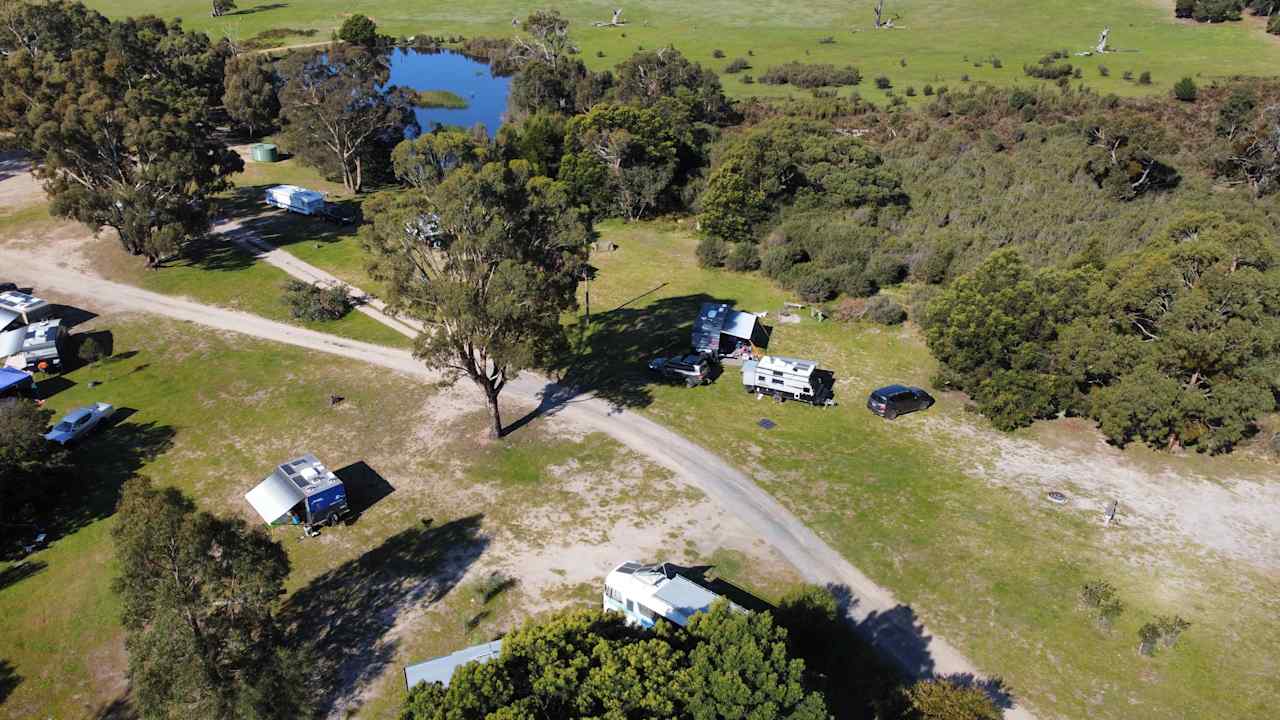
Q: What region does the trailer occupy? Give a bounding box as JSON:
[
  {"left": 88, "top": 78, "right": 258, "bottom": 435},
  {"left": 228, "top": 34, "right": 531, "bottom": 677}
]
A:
[
  {"left": 741, "top": 355, "right": 835, "bottom": 405},
  {"left": 245, "top": 453, "right": 350, "bottom": 535},
  {"left": 603, "top": 562, "right": 743, "bottom": 629},
  {"left": 0, "top": 318, "right": 67, "bottom": 372},
  {"left": 264, "top": 185, "right": 326, "bottom": 216}
]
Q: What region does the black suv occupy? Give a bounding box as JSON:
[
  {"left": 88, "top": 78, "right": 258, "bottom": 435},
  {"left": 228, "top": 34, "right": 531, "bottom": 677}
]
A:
[{"left": 867, "top": 385, "right": 934, "bottom": 419}]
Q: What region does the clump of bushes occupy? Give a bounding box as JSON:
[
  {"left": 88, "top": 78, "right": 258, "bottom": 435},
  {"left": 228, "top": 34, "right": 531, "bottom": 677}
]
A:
[
  {"left": 1269, "top": 13, "right": 1280, "bottom": 35},
  {"left": 760, "top": 62, "right": 862, "bottom": 88},
  {"left": 1137, "top": 615, "right": 1191, "bottom": 656},
  {"left": 835, "top": 295, "right": 907, "bottom": 325},
  {"left": 712, "top": 48, "right": 725, "bottom": 59},
  {"left": 1024, "top": 60, "right": 1073, "bottom": 80},
  {"left": 696, "top": 237, "right": 730, "bottom": 268},
  {"left": 1190, "top": 0, "right": 1245, "bottom": 22},
  {"left": 1173, "top": 76, "right": 1198, "bottom": 101},
  {"left": 282, "top": 280, "right": 352, "bottom": 321},
  {"left": 874, "top": 75, "right": 892, "bottom": 90},
  {"left": 1138, "top": 70, "right": 1152, "bottom": 85},
  {"left": 818, "top": 36, "right": 836, "bottom": 45},
  {"left": 724, "top": 57, "right": 751, "bottom": 74},
  {"left": 1080, "top": 580, "right": 1125, "bottom": 631},
  {"left": 1098, "top": 65, "right": 1110, "bottom": 77},
  {"left": 923, "top": 84, "right": 934, "bottom": 96}
]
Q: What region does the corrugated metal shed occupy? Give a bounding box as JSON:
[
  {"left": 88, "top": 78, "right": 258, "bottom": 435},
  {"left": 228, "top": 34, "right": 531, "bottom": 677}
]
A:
[{"left": 404, "top": 639, "right": 503, "bottom": 690}]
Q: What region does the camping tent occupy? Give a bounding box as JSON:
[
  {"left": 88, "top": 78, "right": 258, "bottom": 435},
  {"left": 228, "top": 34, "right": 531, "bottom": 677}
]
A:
[{"left": 691, "top": 303, "right": 767, "bottom": 356}]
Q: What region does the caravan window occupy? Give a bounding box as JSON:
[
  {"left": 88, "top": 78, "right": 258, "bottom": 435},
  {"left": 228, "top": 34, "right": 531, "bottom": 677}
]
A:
[
  {"left": 605, "top": 584, "right": 623, "bottom": 603},
  {"left": 772, "top": 378, "right": 784, "bottom": 385},
  {"left": 637, "top": 604, "right": 658, "bottom": 621}
]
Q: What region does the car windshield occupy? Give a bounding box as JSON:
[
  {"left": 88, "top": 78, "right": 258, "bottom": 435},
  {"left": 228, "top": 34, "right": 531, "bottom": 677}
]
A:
[{"left": 54, "top": 421, "right": 73, "bottom": 432}]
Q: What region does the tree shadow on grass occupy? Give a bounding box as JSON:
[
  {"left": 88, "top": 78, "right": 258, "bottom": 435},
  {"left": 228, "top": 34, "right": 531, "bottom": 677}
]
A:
[
  {"left": 88, "top": 695, "right": 134, "bottom": 720},
  {"left": 0, "top": 560, "right": 46, "bottom": 592},
  {"left": 158, "top": 233, "right": 256, "bottom": 273},
  {"left": 49, "top": 413, "right": 176, "bottom": 540},
  {"left": 219, "top": 185, "right": 362, "bottom": 251},
  {"left": 510, "top": 292, "right": 735, "bottom": 433},
  {"left": 280, "top": 515, "right": 488, "bottom": 717},
  {"left": 227, "top": 2, "right": 289, "bottom": 16},
  {"left": 0, "top": 659, "right": 20, "bottom": 706}
]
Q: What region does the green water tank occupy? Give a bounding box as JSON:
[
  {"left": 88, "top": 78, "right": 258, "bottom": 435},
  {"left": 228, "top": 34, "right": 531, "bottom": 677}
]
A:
[{"left": 251, "top": 143, "right": 278, "bottom": 163}]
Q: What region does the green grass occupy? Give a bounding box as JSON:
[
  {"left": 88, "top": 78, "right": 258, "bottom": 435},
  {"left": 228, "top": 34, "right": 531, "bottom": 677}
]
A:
[
  {"left": 565, "top": 219, "right": 1280, "bottom": 720},
  {"left": 411, "top": 89, "right": 469, "bottom": 109},
  {"left": 84, "top": 0, "right": 1280, "bottom": 101}
]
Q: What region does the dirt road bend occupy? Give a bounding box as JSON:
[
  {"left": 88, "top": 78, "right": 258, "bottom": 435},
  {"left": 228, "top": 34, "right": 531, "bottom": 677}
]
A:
[{"left": 0, "top": 240, "right": 1036, "bottom": 720}]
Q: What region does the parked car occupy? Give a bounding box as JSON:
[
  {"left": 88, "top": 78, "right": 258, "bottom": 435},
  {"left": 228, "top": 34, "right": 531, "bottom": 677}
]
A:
[
  {"left": 867, "top": 385, "right": 934, "bottom": 419},
  {"left": 648, "top": 353, "right": 713, "bottom": 387},
  {"left": 44, "top": 402, "right": 114, "bottom": 445}
]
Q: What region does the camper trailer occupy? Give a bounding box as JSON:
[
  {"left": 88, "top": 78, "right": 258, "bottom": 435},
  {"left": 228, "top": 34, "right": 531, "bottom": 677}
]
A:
[
  {"left": 264, "top": 185, "right": 326, "bottom": 216},
  {"left": 741, "top": 355, "right": 835, "bottom": 405},
  {"left": 0, "top": 319, "right": 67, "bottom": 372},
  {"left": 244, "top": 454, "right": 350, "bottom": 535},
  {"left": 602, "top": 562, "right": 741, "bottom": 629},
  {"left": 0, "top": 290, "right": 52, "bottom": 332}
]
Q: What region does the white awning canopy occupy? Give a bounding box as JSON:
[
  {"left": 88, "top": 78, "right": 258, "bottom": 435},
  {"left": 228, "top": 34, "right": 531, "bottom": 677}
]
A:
[
  {"left": 0, "top": 328, "right": 24, "bottom": 358},
  {"left": 245, "top": 472, "right": 306, "bottom": 524},
  {"left": 0, "top": 307, "right": 18, "bottom": 330}
]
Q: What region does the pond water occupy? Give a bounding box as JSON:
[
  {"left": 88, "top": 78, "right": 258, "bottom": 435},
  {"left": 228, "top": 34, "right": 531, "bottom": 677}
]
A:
[{"left": 385, "top": 49, "right": 511, "bottom": 137}]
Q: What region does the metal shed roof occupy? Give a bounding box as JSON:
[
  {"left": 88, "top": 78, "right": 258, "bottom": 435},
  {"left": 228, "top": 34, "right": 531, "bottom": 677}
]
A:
[{"left": 404, "top": 639, "right": 503, "bottom": 690}]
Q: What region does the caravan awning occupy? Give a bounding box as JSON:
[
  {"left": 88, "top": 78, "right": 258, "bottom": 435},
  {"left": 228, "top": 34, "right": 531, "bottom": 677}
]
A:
[
  {"left": 245, "top": 472, "right": 306, "bottom": 524},
  {"left": 0, "top": 307, "right": 18, "bottom": 330}
]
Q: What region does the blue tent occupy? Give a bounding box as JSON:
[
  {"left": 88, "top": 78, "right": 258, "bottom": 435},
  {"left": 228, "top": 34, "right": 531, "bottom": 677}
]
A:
[{"left": 0, "top": 367, "right": 33, "bottom": 396}]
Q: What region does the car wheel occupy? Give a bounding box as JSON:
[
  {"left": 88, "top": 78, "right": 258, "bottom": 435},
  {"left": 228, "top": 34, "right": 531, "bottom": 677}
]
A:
[{"left": 885, "top": 408, "right": 898, "bottom": 420}]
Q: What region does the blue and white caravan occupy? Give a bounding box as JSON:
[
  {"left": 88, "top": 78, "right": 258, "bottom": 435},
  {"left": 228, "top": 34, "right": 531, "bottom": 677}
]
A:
[{"left": 602, "top": 562, "right": 740, "bottom": 628}]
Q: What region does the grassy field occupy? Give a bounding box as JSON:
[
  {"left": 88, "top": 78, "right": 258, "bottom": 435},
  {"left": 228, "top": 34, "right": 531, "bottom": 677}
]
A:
[
  {"left": 0, "top": 315, "right": 797, "bottom": 718},
  {"left": 84, "top": 0, "right": 1280, "bottom": 100},
  {"left": 560, "top": 220, "right": 1280, "bottom": 720}
]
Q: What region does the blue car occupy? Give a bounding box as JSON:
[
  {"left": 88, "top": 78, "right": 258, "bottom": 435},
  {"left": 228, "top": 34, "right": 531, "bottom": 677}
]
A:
[{"left": 45, "top": 402, "right": 114, "bottom": 445}]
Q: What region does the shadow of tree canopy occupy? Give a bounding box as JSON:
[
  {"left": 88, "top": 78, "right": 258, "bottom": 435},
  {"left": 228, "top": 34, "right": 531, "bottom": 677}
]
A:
[
  {"left": 280, "top": 515, "right": 488, "bottom": 717},
  {"left": 226, "top": 2, "right": 289, "bottom": 15},
  {"left": 523, "top": 293, "right": 733, "bottom": 425},
  {"left": 219, "top": 185, "right": 362, "bottom": 251},
  {"left": 0, "top": 658, "right": 20, "bottom": 706},
  {"left": 49, "top": 413, "right": 176, "bottom": 540},
  {"left": 88, "top": 695, "right": 134, "bottom": 720},
  {"left": 0, "top": 560, "right": 46, "bottom": 592}
]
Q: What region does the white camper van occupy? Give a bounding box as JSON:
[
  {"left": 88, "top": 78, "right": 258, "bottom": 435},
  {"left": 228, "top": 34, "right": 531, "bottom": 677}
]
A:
[
  {"left": 602, "top": 562, "right": 741, "bottom": 629},
  {"left": 741, "top": 355, "right": 835, "bottom": 405}
]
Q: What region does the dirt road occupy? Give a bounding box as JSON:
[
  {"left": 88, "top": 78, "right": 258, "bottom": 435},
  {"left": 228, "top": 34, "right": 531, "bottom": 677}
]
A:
[{"left": 0, "top": 240, "right": 1033, "bottom": 718}]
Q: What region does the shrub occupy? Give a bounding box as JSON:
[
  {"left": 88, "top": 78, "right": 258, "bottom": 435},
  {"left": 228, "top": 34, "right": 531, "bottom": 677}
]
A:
[
  {"left": 1139, "top": 615, "right": 1191, "bottom": 656},
  {"left": 1139, "top": 70, "right": 1152, "bottom": 85},
  {"left": 991, "top": 56, "right": 1003, "bottom": 69},
  {"left": 1122, "top": 70, "right": 1133, "bottom": 81},
  {"left": 741, "top": 74, "right": 755, "bottom": 84},
  {"left": 792, "top": 272, "right": 837, "bottom": 302},
  {"left": 1098, "top": 65, "right": 1110, "bottom": 77},
  {"left": 960, "top": 74, "right": 970, "bottom": 82},
  {"left": 695, "top": 237, "right": 730, "bottom": 267},
  {"left": 596, "top": 50, "right": 605, "bottom": 58},
  {"left": 282, "top": 280, "right": 352, "bottom": 321},
  {"left": 725, "top": 242, "right": 761, "bottom": 271},
  {"left": 1175, "top": 0, "right": 1196, "bottom": 17},
  {"left": 908, "top": 679, "right": 1001, "bottom": 720},
  {"left": 1081, "top": 580, "right": 1125, "bottom": 629},
  {"left": 1173, "top": 76, "right": 1198, "bottom": 101},
  {"left": 1192, "top": 0, "right": 1244, "bottom": 22},
  {"left": 1024, "top": 61, "right": 1073, "bottom": 80},
  {"left": 760, "top": 62, "right": 862, "bottom": 88},
  {"left": 1073, "top": 67, "right": 1083, "bottom": 79},
  {"left": 77, "top": 337, "right": 105, "bottom": 365},
  {"left": 712, "top": 48, "right": 726, "bottom": 59},
  {"left": 905, "top": 86, "right": 917, "bottom": 97},
  {"left": 923, "top": 84, "right": 934, "bottom": 96},
  {"left": 338, "top": 14, "right": 380, "bottom": 47},
  {"left": 761, "top": 245, "right": 805, "bottom": 279},
  {"left": 1269, "top": 13, "right": 1280, "bottom": 35},
  {"left": 818, "top": 36, "right": 836, "bottom": 45},
  {"left": 875, "top": 75, "right": 892, "bottom": 90},
  {"left": 725, "top": 57, "right": 751, "bottom": 74},
  {"left": 863, "top": 295, "right": 907, "bottom": 324}
]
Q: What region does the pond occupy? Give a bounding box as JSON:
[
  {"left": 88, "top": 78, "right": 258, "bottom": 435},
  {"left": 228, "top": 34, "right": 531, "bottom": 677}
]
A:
[{"left": 385, "top": 49, "right": 512, "bottom": 137}]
